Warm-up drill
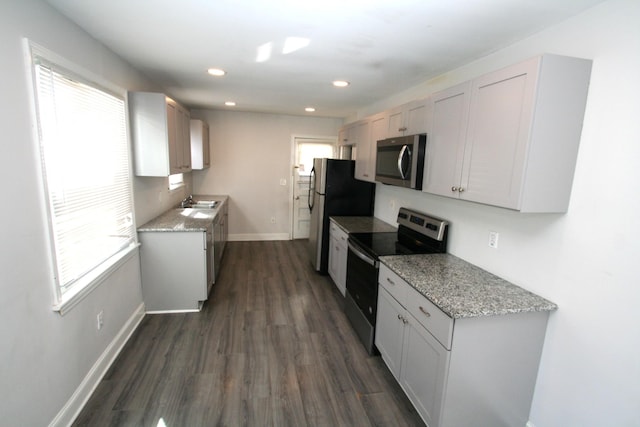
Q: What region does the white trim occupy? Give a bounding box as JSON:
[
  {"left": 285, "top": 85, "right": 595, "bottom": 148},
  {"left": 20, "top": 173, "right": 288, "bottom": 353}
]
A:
[
  {"left": 230, "top": 233, "right": 290, "bottom": 241},
  {"left": 48, "top": 303, "right": 146, "bottom": 427},
  {"left": 53, "top": 244, "right": 141, "bottom": 315}
]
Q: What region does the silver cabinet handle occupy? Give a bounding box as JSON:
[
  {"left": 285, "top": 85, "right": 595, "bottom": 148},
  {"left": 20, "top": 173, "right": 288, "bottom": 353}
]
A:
[
  {"left": 386, "top": 277, "right": 396, "bottom": 286},
  {"left": 419, "top": 306, "right": 431, "bottom": 317}
]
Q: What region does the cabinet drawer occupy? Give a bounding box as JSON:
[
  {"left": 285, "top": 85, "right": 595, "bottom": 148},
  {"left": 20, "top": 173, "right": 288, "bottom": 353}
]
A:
[
  {"left": 329, "top": 221, "right": 348, "bottom": 242},
  {"left": 406, "top": 286, "right": 453, "bottom": 350},
  {"left": 379, "top": 264, "right": 408, "bottom": 307}
]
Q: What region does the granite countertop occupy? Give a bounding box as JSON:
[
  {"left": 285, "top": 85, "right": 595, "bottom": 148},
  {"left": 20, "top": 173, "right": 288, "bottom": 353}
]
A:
[
  {"left": 138, "top": 195, "right": 228, "bottom": 232},
  {"left": 380, "top": 253, "right": 557, "bottom": 319},
  {"left": 330, "top": 216, "right": 397, "bottom": 234}
]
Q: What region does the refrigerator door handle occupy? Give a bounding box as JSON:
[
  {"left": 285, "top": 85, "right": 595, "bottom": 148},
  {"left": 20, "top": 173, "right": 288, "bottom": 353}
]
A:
[{"left": 308, "top": 166, "right": 316, "bottom": 211}]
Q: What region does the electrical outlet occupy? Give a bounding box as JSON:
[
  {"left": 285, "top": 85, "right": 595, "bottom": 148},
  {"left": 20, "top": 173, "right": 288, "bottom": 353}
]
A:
[
  {"left": 488, "top": 231, "right": 499, "bottom": 249},
  {"left": 270, "top": 216, "right": 276, "bottom": 223},
  {"left": 97, "top": 310, "right": 104, "bottom": 330},
  {"left": 279, "top": 178, "right": 287, "bottom": 186}
]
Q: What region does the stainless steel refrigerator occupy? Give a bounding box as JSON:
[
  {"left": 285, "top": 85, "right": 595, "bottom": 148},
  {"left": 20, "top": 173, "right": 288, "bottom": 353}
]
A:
[{"left": 307, "top": 158, "right": 375, "bottom": 273}]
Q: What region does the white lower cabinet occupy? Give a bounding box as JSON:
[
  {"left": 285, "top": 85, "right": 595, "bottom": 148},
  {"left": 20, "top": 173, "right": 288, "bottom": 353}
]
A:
[
  {"left": 139, "top": 230, "right": 210, "bottom": 312},
  {"left": 328, "top": 220, "right": 348, "bottom": 296},
  {"left": 376, "top": 264, "right": 550, "bottom": 427}
]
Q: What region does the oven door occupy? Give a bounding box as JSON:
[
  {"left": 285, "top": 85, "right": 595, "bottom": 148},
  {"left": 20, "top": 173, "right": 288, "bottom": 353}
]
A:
[{"left": 345, "top": 240, "right": 379, "bottom": 326}]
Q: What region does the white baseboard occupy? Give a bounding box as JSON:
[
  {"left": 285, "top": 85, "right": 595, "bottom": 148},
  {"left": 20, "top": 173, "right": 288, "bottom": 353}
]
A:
[
  {"left": 230, "top": 233, "right": 290, "bottom": 241},
  {"left": 48, "top": 303, "right": 146, "bottom": 427}
]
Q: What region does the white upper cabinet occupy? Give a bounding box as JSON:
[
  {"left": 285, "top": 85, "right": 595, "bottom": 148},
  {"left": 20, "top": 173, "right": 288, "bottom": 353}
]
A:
[
  {"left": 423, "top": 54, "right": 592, "bottom": 212},
  {"left": 387, "top": 98, "right": 430, "bottom": 138},
  {"left": 423, "top": 82, "right": 472, "bottom": 198},
  {"left": 190, "top": 119, "right": 210, "bottom": 170},
  {"left": 129, "top": 92, "right": 191, "bottom": 177},
  {"left": 353, "top": 119, "right": 374, "bottom": 182}
]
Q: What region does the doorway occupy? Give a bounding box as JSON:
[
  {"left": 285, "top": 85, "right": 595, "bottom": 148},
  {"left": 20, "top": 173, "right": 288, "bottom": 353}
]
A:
[{"left": 291, "top": 136, "right": 336, "bottom": 239}]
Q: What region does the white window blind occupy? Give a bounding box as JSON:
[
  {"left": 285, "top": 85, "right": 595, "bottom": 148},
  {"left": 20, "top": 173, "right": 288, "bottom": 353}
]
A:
[{"left": 33, "top": 56, "right": 136, "bottom": 304}]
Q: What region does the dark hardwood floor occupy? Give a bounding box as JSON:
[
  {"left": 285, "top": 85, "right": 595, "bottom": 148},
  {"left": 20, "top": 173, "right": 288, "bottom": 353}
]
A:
[{"left": 73, "top": 240, "right": 425, "bottom": 426}]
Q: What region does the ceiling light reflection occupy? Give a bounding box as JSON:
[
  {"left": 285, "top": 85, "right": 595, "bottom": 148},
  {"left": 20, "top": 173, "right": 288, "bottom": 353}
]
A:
[
  {"left": 256, "top": 42, "right": 272, "bottom": 63},
  {"left": 332, "top": 80, "right": 350, "bottom": 87},
  {"left": 305, "top": 107, "right": 316, "bottom": 112},
  {"left": 207, "top": 68, "right": 226, "bottom": 76},
  {"left": 225, "top": 101, "right": 236, "bottom": 106},
  {"left": 283, "top": 37, "right": 310, "bottom": 54}
]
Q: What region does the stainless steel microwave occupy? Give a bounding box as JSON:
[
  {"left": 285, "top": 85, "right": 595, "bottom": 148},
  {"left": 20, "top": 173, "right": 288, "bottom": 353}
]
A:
[{"left": 375, "top": 134, "right": 426, "bottom": 190}]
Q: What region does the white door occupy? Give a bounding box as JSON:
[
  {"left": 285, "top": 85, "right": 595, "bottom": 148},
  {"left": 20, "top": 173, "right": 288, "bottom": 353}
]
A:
[{"left": 291, "top": 137, "right": 335, "bottom": 239}]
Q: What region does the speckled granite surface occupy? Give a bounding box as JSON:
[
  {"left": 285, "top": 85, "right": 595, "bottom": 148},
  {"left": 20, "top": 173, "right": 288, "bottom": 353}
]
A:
[
  {"left": 138, "top": 195, "right": 228, "bottom": 232},
  {"left": 380, "top": 253, "right": 557, "bottom": 319},
  {"left": 330, "top": 216, "right": 397, "bottom": 233}
]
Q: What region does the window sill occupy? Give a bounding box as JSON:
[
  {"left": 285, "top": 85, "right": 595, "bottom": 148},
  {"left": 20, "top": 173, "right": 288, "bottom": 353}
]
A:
[{"left": 52, "top": 243, "right": 140, "bottom": 316}]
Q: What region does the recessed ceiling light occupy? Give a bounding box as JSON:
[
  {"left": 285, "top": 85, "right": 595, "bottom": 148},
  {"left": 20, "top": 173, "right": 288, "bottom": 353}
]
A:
[
  {"left": 305, "top": 107, "right": 316, "bottom": 112},
  {"left": 224, "top": 101, "right": 236, "bottom": 106},
  {"left": 207, "top": 68, "right": 226, "bottom": 76},
  {"left": 332, "top": 80, "right": 350, "bottom": 87}
]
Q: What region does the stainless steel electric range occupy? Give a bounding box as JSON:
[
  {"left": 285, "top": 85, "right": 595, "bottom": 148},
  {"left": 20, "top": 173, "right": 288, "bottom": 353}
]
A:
[{"left": 344, "top": 207, "right": 449, "bottom": 355}]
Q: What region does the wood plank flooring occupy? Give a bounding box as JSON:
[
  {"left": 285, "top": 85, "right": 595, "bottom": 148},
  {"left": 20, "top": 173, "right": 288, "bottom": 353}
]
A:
[{"left": 73, "top": 240, "right": 425, "bottom": 426}]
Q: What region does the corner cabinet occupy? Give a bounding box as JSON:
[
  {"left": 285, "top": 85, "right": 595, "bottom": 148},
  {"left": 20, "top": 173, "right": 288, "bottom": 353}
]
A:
[
  {"left": 129, "top": 92, "right": 191, "bottom": 177},
  {"left": 423, "top": 54, "right": 592, "bottom": 212},
  {"left": 190, "top": 119, "right": 210, "bottom": 170},
  {"left": 376, "top": 264, "right": 551, "bottom": 427}
]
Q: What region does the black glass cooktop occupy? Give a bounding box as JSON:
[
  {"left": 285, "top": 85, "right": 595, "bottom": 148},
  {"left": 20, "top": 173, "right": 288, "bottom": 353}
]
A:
[{"left": 349, "top": 228, "right": 445, "bottom": 259}]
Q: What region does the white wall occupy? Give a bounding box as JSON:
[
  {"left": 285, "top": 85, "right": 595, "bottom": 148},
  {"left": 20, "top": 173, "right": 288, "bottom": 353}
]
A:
[
  {"left": 191, "top": 109, "right": 342, "bottom": 240},
  {"left": 0, "top": 1, "right": 173, "bottom": 425},
  {"left": 368, "top": 0, "right": 640, "bottom": 425}
]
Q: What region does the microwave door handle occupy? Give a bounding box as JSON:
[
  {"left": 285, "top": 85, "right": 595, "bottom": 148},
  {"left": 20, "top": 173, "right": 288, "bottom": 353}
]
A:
[{"left": 397, "top": 145, "right": 410, "bottom": 179}]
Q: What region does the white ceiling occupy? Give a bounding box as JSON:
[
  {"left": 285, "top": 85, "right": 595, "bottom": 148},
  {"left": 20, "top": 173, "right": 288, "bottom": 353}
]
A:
[{"left": 45, "top": 0, "right": 605, "bottom": 118}]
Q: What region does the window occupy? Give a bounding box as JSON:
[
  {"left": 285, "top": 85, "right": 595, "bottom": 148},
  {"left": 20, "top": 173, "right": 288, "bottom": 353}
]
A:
[
  {"left": 168, "top": 173, "right": 184, "bottom": 190},
  {"left": 296, "top": 139, "right": 335, "bottom": 176},
  {"left": 31, "top": 50, "right": 137, "bottom": 312}
]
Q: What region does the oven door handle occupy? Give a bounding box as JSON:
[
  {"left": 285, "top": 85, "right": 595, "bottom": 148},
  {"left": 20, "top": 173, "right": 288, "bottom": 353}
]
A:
[{"left": 348, "top": 241, "right": 378, "bottom": 267}]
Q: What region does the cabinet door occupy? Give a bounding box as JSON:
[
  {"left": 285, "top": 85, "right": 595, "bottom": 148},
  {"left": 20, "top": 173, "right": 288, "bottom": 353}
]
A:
[
  {"left": 353, "top": 120, "right": 373, "bottom": 182},
  {"left": 401, "top": 318, "right": 450, "bottom": 427},
  {"left": 387, "top": 106, "right": 405, "bottom": 138},
  {"left": 177, "top": 106, "right": 192, "bottom": 172},
  {"left": 190, "top": 119, "right": 210, "bottom": 170},
  {"left": 405, "top": 99, "right": 429, "bottom": 135},
  {"left": 202, "top": 122, "right": 210, "bottom": 168},
  {"left": 328, "top": 233, "right": 340, "bottom": 288},
  {"left": 166, "top": 101, "right": 180, "bottom": 175},
  {"left": 460, "top": 58, "right": 538, "bottom": 208},
  {"left": 375, "top": 287, "right": 406, "bottom": 380},
  {"left": 423, "top": 82, "right": 471, "bottom": 197},
  {"left": 336, "top": 238, "right": 347, "bottom": 296},
  {"left": 361, "top": 112, "right": 387, "bottom": 183}
]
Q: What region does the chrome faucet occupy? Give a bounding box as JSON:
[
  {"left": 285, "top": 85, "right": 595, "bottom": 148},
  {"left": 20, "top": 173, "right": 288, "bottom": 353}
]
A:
[{"left": 180, "top": 195, "right": 194, "bottom": 208}]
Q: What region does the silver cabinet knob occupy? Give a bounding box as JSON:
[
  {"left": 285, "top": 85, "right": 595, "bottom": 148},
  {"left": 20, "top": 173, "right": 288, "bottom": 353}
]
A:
[
  {"left": 458, "top": 187, "right": 465, "bottom": 193},
  {"left": 451, "top": 186, "right": 458, "bottom": 192}
]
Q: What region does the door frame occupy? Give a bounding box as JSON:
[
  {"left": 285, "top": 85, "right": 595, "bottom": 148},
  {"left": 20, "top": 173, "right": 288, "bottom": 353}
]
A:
[{"left": 289, "top": 134, "right": 337, "bottom": 239}]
